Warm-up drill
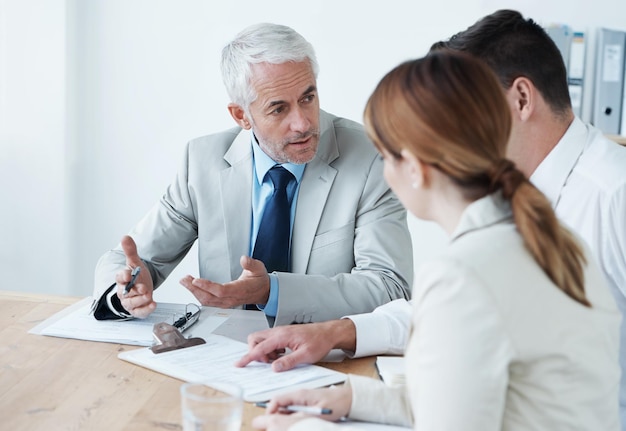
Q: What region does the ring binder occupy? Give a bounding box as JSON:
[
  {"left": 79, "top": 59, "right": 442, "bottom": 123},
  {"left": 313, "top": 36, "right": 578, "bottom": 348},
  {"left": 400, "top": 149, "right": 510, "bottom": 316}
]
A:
[{"left": 592, "top": 28, "right": 626, "bottom": 134}]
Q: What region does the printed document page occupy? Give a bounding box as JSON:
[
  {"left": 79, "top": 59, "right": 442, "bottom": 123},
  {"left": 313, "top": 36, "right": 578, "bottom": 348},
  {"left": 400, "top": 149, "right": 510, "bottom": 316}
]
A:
[
  {"left": 118, "top": 334, "right": 346, "bottom": 402},
  {"left": 375, "top": 356, "right": 406, "bottom": 387},
  {"left": 28, "top": 297, "right": 269, "bottom": 346},
  {"left": 339, "top": 421, "right": 411, "bottom": 430}
]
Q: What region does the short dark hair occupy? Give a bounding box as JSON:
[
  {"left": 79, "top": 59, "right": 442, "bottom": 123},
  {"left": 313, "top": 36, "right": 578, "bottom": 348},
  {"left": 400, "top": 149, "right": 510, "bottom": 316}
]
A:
[{"left": 431, "top": 9, "right": 571, "bottom": 116}]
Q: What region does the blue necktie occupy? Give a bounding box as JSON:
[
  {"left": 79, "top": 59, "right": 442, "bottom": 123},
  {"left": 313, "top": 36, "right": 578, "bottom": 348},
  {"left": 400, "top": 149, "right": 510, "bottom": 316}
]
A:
[{"left": 253, "top": 165, "right": 294, "bottom": 273}]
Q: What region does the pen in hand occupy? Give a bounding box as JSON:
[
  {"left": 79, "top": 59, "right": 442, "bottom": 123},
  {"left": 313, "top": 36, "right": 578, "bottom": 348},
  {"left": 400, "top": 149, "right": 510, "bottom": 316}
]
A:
[
  {"left": 255, "top": 402, "right": 332, "bottom": 415},
  {"left": 123, "top": 266, "right": 141, "bottom": 296}
]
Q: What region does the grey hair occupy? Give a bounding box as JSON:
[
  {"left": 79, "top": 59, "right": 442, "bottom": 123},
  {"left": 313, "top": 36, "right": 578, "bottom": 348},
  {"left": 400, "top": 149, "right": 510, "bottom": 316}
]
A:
[{"left": 221, "top": 23, "right": 319, "bottom": 110}]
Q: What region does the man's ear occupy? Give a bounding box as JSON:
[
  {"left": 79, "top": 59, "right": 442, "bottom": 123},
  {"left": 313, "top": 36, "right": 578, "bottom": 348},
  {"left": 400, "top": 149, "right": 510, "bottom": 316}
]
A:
[
  {"left": 227, "top": 103, "right": 252, "bottom": 130},
  {"left": 507, "top": 77, "right": 535, "bottom": 122}
]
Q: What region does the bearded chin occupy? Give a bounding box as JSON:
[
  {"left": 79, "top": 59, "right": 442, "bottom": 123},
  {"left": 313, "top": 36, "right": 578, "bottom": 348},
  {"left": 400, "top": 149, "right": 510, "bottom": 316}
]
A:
[{"left": 256, "top": 129, "right": 320, "bottom": 164}]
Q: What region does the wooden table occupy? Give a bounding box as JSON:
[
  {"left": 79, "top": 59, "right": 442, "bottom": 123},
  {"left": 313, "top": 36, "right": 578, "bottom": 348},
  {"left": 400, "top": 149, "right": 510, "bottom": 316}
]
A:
[
  {"left": 0, "top": 291, "right": 378, "bottom": 430},
  {"left": 607, "top": 134, "right": 626, "bottom": 146}
]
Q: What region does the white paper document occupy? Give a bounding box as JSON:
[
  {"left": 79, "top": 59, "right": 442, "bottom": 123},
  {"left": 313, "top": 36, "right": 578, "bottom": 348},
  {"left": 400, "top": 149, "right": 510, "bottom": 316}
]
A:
[
  {"left": 28, "top": 297, "right": 267, "bottom": 346},
  {"left": 118, "top": 334, "right": 346, "bottom": 402},
  {"left": 339, "top": 421, "right": 411, "bottom": 430},
  {"left": 376, "top": 356, "right": 406, "bottom": 387}
]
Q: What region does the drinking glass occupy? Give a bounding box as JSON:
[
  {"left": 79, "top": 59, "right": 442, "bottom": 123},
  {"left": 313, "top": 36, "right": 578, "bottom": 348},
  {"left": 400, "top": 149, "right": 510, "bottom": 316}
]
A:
[{"left": 180, "top": 381, "right": 243, "bottom": 431}]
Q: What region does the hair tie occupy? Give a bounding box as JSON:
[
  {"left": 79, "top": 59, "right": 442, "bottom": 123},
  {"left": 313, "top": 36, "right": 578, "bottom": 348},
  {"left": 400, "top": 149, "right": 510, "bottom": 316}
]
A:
[{"left": 489, "top": 159, "right": 525, "bottom": 199}]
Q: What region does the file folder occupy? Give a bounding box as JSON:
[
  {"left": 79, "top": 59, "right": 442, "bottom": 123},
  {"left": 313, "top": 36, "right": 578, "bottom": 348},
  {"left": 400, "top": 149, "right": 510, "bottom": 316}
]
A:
[
  {"left": 546, "top": 24, "right": 572, "bottom": 67},
  {"left": 546, "top": 25, "right": 587, "bottom": 118},
  {"left": 592, "top": 28, "right": 626, "bottom": 134},
  {"left": 622, "top": 64, "right": 626, "bottom": 136},
  {"left": 568, "top": 32, "right": 586, "bottom": 118}
]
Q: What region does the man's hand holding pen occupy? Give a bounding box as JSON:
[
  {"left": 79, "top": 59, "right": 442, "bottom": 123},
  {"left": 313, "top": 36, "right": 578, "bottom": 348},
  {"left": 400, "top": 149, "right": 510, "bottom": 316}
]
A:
[{"left": 115, "top": 235, "right": 156, "bottom": 319}]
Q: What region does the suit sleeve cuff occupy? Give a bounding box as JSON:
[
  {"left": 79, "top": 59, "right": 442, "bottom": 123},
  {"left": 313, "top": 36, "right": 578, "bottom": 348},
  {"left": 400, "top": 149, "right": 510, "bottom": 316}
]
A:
[
  {"left": 347, "top": 375, "right": 412, "bottom": 427},
  {"left": 92, "top": 283, "right": 133, "bottom": 320}
]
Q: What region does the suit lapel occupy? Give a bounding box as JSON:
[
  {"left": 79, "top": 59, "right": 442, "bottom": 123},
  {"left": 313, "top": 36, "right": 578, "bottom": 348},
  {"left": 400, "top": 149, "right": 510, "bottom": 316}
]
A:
[
  {"left": 291, "top": 160, "right": 336, "bottom": 273},
  {"left": 291, "top": 111, "right": 339, "bottom": 273},
  {"left": 221, "top": 129, "right": 253, "bottom": 280}
]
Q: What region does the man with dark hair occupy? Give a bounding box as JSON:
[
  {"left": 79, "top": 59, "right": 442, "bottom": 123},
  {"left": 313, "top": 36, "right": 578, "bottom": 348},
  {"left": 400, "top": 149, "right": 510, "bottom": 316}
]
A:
[{"left": 434, "top": 12, "right": 626, "bottom": 421}]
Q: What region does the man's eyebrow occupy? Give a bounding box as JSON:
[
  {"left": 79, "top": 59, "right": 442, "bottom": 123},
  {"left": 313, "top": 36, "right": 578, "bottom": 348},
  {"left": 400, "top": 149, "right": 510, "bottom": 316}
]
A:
[
  {"left": 268, "top": 100, "right": 285, "bottom": 108},
  {"left": 266, "top": 86, "right": 317, "bottom": 108}
]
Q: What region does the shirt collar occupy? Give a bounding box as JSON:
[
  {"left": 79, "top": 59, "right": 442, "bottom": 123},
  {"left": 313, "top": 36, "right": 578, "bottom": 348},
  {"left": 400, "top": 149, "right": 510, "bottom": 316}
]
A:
[
  {"left": 251, "top": 134, "right": 306, "bottom": 184},
  {"left": 529, "top": 117, "right": 586, "bottom": 208}
]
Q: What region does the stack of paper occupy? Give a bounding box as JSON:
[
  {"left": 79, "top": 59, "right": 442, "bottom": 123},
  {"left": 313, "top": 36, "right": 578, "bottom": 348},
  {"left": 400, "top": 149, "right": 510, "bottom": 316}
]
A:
[
  {"left": 376, "top": 356, "right": 406, "bottom": 387},
  {"left": 28, "top": 297, "right": 210, "bottom": 346},
  {"left": 28, "top": 297, "right": 268, "bottom": 346},
  {"left": 118, "top": 334, "right": 346, "bottom": 402}
]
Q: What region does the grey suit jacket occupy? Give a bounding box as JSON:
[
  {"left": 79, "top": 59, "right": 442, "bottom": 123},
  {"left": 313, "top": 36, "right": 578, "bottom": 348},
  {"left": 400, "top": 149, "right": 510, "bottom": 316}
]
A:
[{"left": 94, "top": 110, "right": 413, "bottom": 325}]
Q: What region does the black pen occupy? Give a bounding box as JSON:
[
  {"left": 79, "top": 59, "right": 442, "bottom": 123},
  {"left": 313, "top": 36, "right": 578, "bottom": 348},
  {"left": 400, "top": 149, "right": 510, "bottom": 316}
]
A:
[
  {"left": 172, "top": 306, "right": 201, "bottom": 333},
  {"left": 123, "top": 266, "right": 141, "bottom": 296},
  {"left": 255, "top": 402, "right": 332, "bottom": 415}
]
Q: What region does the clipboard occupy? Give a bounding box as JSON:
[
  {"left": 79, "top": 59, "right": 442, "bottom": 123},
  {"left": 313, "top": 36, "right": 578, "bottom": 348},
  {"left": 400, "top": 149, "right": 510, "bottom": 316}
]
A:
[
  {"left": 151, "top": 322, "right": 206, "bottom": 353},
  {"left": 151, "top": 304, "right": 206, "bottom": 354}
]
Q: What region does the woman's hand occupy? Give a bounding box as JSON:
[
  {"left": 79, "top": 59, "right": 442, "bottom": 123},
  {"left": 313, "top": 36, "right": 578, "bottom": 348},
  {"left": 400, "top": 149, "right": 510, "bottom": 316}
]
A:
[{"left": 252, "top": 385, "right": 352, "bottom": 429}]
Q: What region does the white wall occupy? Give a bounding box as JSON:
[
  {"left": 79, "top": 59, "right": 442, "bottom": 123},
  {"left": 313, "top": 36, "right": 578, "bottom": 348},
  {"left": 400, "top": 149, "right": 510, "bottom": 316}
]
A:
[
  {"left": 2, "top": 0, "right": 625, "bottom": 302},
  {"left": 0, "top": 0, "right": 73, "bottom": 294}
]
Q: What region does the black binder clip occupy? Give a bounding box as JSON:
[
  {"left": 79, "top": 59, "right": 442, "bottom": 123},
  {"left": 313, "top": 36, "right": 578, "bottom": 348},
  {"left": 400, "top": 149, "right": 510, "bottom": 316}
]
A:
[{"left": 150, "top": 304, "right": 205, "bottom": 354}]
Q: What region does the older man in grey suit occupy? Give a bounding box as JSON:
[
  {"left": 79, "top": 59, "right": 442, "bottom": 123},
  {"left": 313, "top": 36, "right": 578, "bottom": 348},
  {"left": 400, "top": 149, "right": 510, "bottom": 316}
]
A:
[{"left": 92, "top": 23, "right": 413, "bottom": 326}]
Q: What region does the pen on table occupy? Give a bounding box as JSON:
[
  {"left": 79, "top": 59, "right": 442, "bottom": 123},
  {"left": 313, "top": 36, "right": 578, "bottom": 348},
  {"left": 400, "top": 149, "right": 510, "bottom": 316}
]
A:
[
  {"left": 255, "top": 402, "right": 332, "bottom": 415},
  {"left": 172, "top": 306, "right": 201, "bottom": 333},
  {"left": 123, "top": 266, "right": 141, "bottom": 296}
]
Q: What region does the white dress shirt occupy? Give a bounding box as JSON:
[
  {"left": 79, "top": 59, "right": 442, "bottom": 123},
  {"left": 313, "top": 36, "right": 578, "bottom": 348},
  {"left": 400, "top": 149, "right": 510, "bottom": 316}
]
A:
[
  {"left": 531, "top": 117, "right": 626, "bottom": 302},
  {"left": 347, "top": 298, "right": 411, "bottom": 358},
  {"left": 293, "top": 193, "right": 620, "bottom": 431},
  {"left": 530, "top": 117, "right": 626, "bottom": 417}
]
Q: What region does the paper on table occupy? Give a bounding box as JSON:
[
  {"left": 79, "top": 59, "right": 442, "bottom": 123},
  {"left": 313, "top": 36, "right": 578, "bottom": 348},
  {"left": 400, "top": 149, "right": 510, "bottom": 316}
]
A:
[
  {"left": 28, "top": 297, "right": 229, "bottom": 346},
  {"left": 376, "top": 356, "right": 406, "bottom": 387},
  {"left": 118, "top": 333, "right": 346, "bottom": 402},
  {"left": 338, "top": 421, "right": 411, "bottom": 430}
]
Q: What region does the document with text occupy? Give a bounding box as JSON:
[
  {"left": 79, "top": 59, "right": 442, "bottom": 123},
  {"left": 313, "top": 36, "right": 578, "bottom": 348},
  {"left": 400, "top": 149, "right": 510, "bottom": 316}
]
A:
[
  {"left": 376, "top": 356, "right": 406, "bottom": 387},
  {"left": 28, "top": 297, "right": 235, "bottom": 346},
  {"left": 118, "top": 333, "right": 346, "bottom": 402},
  {"left": 339, "top": 422, "right": 411, "bottom": 430}
]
